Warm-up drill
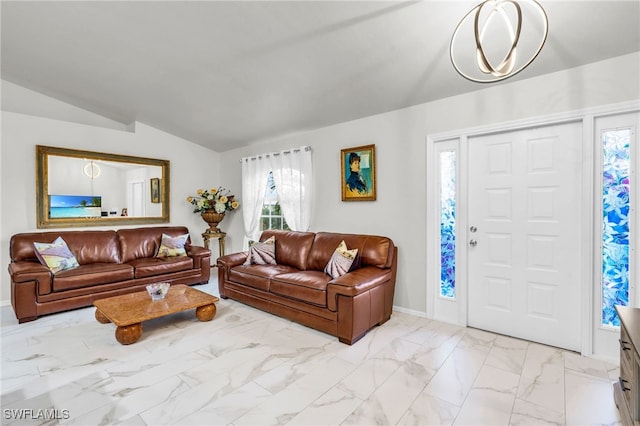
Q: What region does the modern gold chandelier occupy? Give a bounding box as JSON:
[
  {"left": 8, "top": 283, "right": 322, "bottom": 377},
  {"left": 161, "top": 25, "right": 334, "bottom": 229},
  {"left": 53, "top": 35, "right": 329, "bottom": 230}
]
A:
[
  {"left": 83, "top": 160, "right": 101, "bottom": 179},
  {"left": 450, "top": 0, "right": 549, "bottom": 83}
]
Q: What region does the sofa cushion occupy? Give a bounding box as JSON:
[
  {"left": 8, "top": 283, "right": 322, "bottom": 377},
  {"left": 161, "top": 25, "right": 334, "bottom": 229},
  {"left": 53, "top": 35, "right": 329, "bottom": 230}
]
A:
[
  {"left": 229, "top": 264, "right": 299, "bottom": 292},
  {"left": 324, "top": 241, "right": 358, "bottom": 279},
  {"left": 33, "top": 237, "right": 80, "bottom": 274},
  {"left": 156, "top": 233, "right": 189, "bottom": 258},
  {"left": 308, "top": 232, "right": 391, "bottom": 271},
  {"left": 53, "top": 263, "right": 134, "bottom": 292},
  {"left": 11, "top": 231, "right": 120, "bottom": 264},
  {"left": 118, "top": 226, "right": 191, "bottom": 263},
  {"left": 259, "top": 230, "right": 315, "bottom": 270},
  {"left": 270, "top": 271, "right": 331, "bottom": 307},
  {"left": 129, "top": 256, "right": 194, "bottom": 279},
  {"left": 243, "top": 236, "right": 276, "bottom": 265}
]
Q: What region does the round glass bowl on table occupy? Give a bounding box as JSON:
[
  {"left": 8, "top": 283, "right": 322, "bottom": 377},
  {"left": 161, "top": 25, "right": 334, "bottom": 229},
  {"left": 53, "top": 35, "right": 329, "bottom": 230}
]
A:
[{"left": 146, "top": 283, "right": 170, "bottom": 301}]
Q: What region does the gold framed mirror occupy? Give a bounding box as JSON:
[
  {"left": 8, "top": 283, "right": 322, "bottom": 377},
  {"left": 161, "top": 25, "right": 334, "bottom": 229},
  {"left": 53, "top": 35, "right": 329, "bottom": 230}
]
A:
[{"left": 36, "top": 145, "right": 170, "bottom": 228}]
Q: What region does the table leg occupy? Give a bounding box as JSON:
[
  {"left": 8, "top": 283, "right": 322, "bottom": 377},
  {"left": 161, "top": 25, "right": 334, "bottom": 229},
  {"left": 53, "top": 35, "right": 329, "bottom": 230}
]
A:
[
  {"left": 115, "top": 323, "right": 143, "bottom": 345},
  {"left": 196, "top": 303, "right": 216, "bottom": 321},
  {"left": 95, "top": 309, "right": 110, "bottom": 324},
  {"left": 218, "top": 237, "right": 225, "bottom": 257}
]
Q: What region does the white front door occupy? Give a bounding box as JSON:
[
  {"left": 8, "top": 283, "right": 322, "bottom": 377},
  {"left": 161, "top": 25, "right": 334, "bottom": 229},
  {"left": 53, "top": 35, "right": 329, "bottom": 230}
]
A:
[{"left": 467, "top": 122, "right": 583, "bottom": 351}]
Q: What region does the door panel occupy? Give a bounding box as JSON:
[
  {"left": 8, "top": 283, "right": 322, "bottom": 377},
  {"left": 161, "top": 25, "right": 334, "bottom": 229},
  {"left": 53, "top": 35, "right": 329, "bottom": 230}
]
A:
[{"left": 468, "top": 122, "right": 582, "bottom": 351}]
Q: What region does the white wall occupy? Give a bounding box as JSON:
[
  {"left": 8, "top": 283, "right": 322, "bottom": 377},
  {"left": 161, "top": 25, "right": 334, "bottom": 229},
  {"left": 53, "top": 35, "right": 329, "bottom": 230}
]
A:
[
  {"left": 218, "top": 52, "right": 640, "bottom": 315},
  {"left": 1, "top": 84, "right": 221, "bottom": 303}
]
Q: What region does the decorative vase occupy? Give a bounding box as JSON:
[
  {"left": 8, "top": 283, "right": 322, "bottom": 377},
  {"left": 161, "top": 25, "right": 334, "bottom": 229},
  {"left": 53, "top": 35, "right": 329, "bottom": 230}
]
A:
[{"left": 201, "top": 210, "right": 225, "bottom": 232}]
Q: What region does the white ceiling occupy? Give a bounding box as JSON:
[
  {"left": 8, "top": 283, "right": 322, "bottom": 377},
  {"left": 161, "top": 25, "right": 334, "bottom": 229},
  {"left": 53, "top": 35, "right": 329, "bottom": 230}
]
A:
[{"left": 2, "top": 1, "right": 639, "bottom": 152}]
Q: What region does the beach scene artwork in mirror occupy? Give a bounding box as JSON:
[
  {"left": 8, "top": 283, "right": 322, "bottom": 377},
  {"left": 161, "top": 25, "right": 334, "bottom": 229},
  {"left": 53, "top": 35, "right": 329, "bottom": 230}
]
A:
[{"left": 49, "top": 194, "right": 102, "bottom": 218}]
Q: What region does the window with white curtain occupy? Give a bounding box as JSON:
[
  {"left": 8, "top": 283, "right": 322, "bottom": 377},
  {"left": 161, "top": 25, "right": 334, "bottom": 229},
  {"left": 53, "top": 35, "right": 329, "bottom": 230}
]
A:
[{"left": 241, "top": 146, "right": 312, "bottom": 245}]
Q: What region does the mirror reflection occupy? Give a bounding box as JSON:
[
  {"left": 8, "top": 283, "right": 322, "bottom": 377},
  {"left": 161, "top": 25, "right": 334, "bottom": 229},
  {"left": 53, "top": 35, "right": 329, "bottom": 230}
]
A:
[
  {"left": 36, "top": 145, "right": 170, "bottom": 228},
  {"left": 48, "top": 156, "right": 163, "bottom": 218}
]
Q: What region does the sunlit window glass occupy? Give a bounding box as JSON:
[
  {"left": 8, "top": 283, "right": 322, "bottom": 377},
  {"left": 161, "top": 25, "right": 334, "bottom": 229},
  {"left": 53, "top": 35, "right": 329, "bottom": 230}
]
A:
[
  {"left": 602, "top": 129, "right": 630, "bottom": 327},
  {"left": 440, "top": 151, "right": 456, "bottom": 298}
]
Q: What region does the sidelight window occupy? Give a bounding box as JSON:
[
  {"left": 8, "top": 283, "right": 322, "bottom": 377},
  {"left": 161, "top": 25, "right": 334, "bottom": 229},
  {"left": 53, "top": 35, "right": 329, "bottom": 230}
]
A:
[
  {"left": 601, "top": 128, "right": 631, "bottom": 327},
  {"left": 440, "top": 151, "right": 457, "bottom": 298}
]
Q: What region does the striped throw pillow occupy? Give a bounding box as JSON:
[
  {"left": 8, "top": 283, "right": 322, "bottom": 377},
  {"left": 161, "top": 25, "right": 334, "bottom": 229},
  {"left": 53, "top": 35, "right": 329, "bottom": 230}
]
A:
[
  {"left": 244, "top": 236, "right": 277, "bottom": 265},
  {"left": 324, "top": 240, "right": 358, "bottom": 279}
]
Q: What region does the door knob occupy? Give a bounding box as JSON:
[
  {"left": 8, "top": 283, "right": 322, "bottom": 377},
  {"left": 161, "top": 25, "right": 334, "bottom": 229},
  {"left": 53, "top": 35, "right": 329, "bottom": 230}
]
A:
[
  {"left": 469, "top": 239, "right": 478, "bottom": 247},
  {"left": 469, "top": 226, "right": 477, "bottom": 233}
]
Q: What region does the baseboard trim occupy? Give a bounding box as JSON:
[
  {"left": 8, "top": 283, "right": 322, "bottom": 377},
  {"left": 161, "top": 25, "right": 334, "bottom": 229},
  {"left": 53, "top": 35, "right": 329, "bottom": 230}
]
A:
[{"left": 392, "top": 305, "right": 427, "bottom": 318}]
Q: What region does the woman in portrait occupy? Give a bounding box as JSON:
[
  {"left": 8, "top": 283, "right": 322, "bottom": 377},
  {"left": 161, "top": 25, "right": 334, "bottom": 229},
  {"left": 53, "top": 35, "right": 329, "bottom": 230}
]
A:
[{"left": 345, "top": 152, "right": 368, "bottom": 195}]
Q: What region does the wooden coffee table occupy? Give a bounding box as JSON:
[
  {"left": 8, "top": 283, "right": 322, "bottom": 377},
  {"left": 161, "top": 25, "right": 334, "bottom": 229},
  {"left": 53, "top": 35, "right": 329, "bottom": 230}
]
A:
[{"left": 93, "top": 284, "right": 219, "bottom": 345}]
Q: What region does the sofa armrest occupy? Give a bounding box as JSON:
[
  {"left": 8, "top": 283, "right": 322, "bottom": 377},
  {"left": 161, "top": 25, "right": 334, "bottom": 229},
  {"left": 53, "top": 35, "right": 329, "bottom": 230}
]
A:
[
  {"left": 9, "top": 261, "right": 54, "bottom": 323},
  {"left": 8, "top": 261, "right": 53, "bottom": 295},
  {"left": 217, "top": 252, "right": 248, "bottom": 270},
  {"left": 326, "top": 266, "right": 392, "bottom": 311},
  {"left": 216, "top": 252, "right": 248, "bottom": 298},
  {"left": 186, "top": 245, "right": 211, "bottom": 268},
  {"left": 184, "top": 245, "right": 211, "bottom": 283},
  {"left": 187, "top": 244, "right": 210, "bottom": 257}
]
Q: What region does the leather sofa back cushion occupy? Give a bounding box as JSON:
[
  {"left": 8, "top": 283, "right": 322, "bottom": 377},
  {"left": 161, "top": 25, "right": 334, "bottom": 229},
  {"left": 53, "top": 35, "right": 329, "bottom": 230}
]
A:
[
  {"left": 10, "top": 231, "right": 121, "bottom": 264},
  {"left": 260, "top": 229, "right": 315, "bottom": 270},
  {"left": 118, "top": 226, "right": 190, "bottom": 263},
  {"left": 307, "top": 232, "right": 392, "bottom": 271}
]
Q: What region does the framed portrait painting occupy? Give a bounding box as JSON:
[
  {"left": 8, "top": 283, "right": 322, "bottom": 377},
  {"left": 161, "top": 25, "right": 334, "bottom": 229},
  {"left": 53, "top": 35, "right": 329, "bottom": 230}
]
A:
[
  {"left": 341, "top": 144, "right": 376, "bottom": 201},
  {"left": 150, "top": 178, "right": 161, "bottom": 203}
]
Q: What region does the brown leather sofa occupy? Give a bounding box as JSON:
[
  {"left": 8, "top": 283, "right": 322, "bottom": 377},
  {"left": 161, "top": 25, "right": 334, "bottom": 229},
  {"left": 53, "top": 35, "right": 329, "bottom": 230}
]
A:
[
  {"left": 217, "top": 229, "right": 398, "bottom": 344},
  {"left": 9, "top": 226, "right": 211, "bottom": 323}
]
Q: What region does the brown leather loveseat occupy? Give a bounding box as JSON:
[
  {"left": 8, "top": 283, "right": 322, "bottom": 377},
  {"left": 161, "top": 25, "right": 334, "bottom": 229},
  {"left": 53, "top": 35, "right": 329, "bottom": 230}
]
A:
[
  {"left": 9, "top": 226, "right": 211, "bottom": 323},
  {"left": 217, "top": 229, "right": 397, "bottom": 344}
]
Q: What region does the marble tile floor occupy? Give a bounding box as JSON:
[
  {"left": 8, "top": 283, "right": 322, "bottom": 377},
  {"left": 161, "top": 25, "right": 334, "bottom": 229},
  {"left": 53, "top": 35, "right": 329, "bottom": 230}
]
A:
[{"left": 1, "top": 279, "right": 622, "bottom": 426}]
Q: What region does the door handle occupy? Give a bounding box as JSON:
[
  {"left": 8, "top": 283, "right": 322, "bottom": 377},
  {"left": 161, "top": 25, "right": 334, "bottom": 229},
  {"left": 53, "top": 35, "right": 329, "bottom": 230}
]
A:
[
  {"left": 469, "top": 239, "right": 478, "bottom": 247},
  {"left": 619, "top": 377, "right": 631, "bottom": 392}
]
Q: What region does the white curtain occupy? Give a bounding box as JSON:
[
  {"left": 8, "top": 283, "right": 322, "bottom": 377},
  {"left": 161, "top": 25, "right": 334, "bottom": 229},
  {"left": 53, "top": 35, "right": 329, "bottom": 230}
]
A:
[
  {"left": 270, "top": 146, "right": 313, "bottom": 232},
  {"left": 241, "top": 154, "right": 271, "bottom": 247}
]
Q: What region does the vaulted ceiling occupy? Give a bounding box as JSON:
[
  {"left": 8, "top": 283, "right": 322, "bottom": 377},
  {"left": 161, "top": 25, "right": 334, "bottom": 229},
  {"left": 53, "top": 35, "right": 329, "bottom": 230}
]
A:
[{"left": 2, "top": 1, "right": 639, "bottom": 152}]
